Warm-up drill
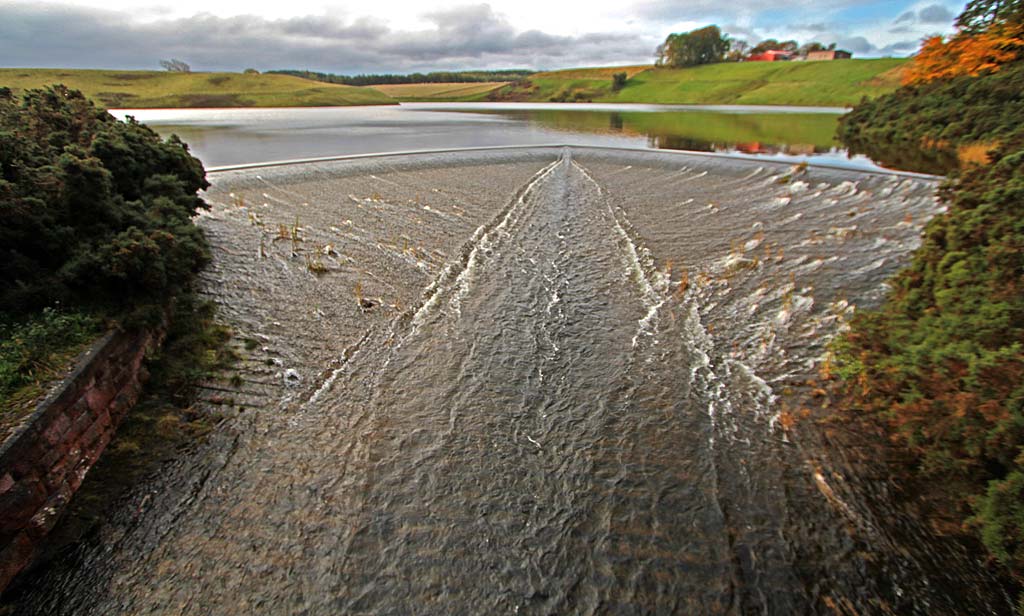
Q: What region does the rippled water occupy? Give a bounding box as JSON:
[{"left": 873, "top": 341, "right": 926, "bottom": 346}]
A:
[
  {"left": 113, "top": 103, "right": 888, "bottom": 171},
  {"left": 11, "top": 148, "right": 1014, "bottom": 614}
]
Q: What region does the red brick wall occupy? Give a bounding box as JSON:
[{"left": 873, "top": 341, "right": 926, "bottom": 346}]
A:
[{"left": 0, "top": 326, "right": 164, "bottom": 590}]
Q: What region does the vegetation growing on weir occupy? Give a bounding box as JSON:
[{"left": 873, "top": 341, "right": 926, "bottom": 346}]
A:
[{"left": 833, "top": 0, "right": 1024, "bottom": 599}]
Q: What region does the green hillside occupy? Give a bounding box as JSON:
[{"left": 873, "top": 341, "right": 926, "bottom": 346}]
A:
[
  {"left": 493, "top": 59, "right": 908, "bottom": 106},
  {"left": 364, "top": 81, "right": 509, "bottom": 102},
  {"left": 0, "top": 69, "right": 396, "bottom": 108}
]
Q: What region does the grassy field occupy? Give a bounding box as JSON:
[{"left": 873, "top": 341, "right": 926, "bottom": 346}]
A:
[
  {"left": 0, "top": 68, "right": 396, "bottom": 108},
  {"left": 365, "top": 82, "right": 509, "bottom": 102},
  {"left": 492, "top": 59, "right": 908, "bottom": 106}
]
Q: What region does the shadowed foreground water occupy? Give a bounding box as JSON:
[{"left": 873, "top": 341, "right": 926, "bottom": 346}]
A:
[{"left": 11, "top": 148, "right": 1014, "bottom": 614}]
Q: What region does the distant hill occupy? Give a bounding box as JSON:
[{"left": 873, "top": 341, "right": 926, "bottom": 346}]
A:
[
  {"left": 0, "top": 69, "right": 396, "bottom": 108},
  {"left": 491, "top": 59, "right": 908, "bottom": 106},
  {"left": 365, "top": 82, "right": 510, "bottom": 102}
]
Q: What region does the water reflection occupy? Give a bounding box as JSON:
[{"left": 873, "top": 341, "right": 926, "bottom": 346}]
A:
[{"left": 114, "top": 103, "right": 890, "bottom": 171}]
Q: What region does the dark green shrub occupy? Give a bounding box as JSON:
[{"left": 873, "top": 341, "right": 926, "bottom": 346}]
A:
[
  {"left": 838, "top": 62, "right": 1024, "bottom": 174},
  {"left": 835, "top": 59, "right": 1024, "bottom": 596},
  {"left": 0, "top": 85, "right": 209, "bottom": 318}
]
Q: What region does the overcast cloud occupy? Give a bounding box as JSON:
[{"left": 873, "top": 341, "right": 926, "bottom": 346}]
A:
[{"left": 0, "top": 1, "right": 962, "bottom": 73}]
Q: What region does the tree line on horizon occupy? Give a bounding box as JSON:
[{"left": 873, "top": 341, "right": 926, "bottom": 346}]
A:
[
  {"left": 655, "top": 25, "right": 841, "bottom": 68},
  {"left": 267, "top": 69, "right": 536, "bottom": 87}
]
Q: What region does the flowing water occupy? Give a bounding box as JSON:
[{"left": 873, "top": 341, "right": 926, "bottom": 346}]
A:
[{"left": 10, "top": 147, "right": 1014, "bottom": 614}]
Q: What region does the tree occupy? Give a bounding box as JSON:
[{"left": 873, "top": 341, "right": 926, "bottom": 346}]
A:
[
  {"left": 243, "top": 68, "right": 260, "bottom": 75},
  {"left": 905, "top": 31, "right": 1023, "bottom": 83},
  {"left": 751, "top": 38, "right": 798, "bottom": 54},
  {"left": 749, "top": 39, "right": 780, "bottom": 54},
  {"left": 956, "top": 0, "right": 1024, "bottom": 33},
  {"left": 903, "top": 0, "right": 1024, "bottom": 85},
  {"left": 726, "top": 39, "right": 750, "bottom": 61},
  {"left": 160, "top": 59, "right": 191, "bottom": 73},
  {"left": 656, "top": 26, "right": 730, "bottom": 68},
  {"left": 611, "top": 72, "right": 628, "bottom": 91},
  {"left": 799, "top": 41, "right": 827, "bottom": 56}
]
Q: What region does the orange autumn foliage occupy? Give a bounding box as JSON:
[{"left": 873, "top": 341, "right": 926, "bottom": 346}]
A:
[{"left": 903, "top": 26, "right": 1024, "bottom": 84}]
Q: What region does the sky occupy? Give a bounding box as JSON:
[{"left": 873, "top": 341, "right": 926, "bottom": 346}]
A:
[{"left": 0, "top": 1, "right": 964, "bottom": 74}]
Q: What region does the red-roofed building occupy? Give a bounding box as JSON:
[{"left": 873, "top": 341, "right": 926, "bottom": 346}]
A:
[{"left": 748, "top": 50, "right": 794, "bottom": 62}]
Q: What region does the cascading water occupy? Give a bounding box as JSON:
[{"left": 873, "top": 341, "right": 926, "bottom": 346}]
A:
[{"left": 8, "top": 147, "right": 1014, "bottom": 615}]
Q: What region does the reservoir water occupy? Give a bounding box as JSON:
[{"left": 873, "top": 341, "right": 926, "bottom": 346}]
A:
[{"left": 113, "top": 103, "right": 886, "bottom": 171}]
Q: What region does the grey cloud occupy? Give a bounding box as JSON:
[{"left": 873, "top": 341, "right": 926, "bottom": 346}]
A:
[
  {"left": 720, "top": 24, "right": 759, "bottom": 40},
  {"left": 835, "top": 36, "right": 873, "bottom": 54},
  {"left": 877, "top": 40, "right": 920, "bottom": 55},
  {"left": 630, "top": 0, "right": 864, "bottom": 24},
  {"left": 918, "top": 4, "right": 953, "bottom": 24},
  {"left": 0, "top": 2, "right": 655, "bottom": 72},
  {"left": 892, "top": 4, "right": 955, "bottom": 27},
  {"left": 894, "top": 10, "right": 916, "bottom": 24}
]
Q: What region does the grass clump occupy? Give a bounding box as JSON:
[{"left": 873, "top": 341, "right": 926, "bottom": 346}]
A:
[{"left": 0, "top": 309, "right": 101, "bottom": 428}]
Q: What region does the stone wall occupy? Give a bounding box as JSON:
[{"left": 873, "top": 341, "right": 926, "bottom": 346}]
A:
[{"left": 0, "top": 326, "right": 163, "bottom": 590}]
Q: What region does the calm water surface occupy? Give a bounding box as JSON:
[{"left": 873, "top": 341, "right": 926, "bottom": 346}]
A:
[{"left": 112, "top": 103, "right": 885, "bottom": 170}]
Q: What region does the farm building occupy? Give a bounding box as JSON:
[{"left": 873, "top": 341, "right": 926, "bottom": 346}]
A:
[
  {"left": 748, "top": 50, "right": 794, "bottom": 62},
  {"left": 807, "top": 50, "right": 852, "bottom": 61}
]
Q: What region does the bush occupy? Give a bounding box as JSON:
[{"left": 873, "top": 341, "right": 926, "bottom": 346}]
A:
[
  {"left": 0, "top": 85, "right": 210, "bottom": 318},
  {"left": 976, "top": 470, "right": 1024, "bottom": 575},
  {"left": 838, "top": 61, "right": 1024, "bottom": 174},
  {"left": 835, "top": 62, "right": 1024, "bottom": 594}
]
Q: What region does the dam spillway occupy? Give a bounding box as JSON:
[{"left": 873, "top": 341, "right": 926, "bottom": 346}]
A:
[{"left": 13, "top": 147, "right": 1014, "bottom": 614}]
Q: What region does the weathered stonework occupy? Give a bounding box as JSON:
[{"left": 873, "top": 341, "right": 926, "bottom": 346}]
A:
[{"left": 0, "top": 326, "right": 163, "bottom": 590}]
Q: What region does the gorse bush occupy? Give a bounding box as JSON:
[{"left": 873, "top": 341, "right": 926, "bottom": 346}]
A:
[
  {"left": 0, "top": 85, "right": 210, "bottom": 318},
  {"left": 838, "top": 61, "right": 1024, "bottom": 174},
  {"left": 838, "top": 104, "right": 1024, "bottom": 604},
  {"left": 836, "top": 135, "right": 1024, "bottom": 474},
  {"left": 835, "top": 0, "right": 1024, "bottom": 596}
]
